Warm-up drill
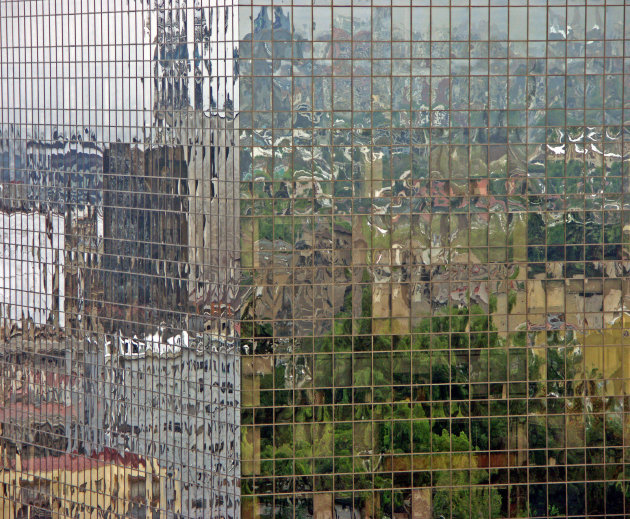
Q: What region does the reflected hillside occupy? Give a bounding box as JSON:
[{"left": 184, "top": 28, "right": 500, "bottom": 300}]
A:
[{"left": 238, "top": 4, "right": 630, "bottom": 519}]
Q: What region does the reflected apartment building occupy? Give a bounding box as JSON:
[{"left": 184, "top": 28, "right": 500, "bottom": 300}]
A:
[
  {"left": 2, "top": 2, "right": 630, "bottom": 519},
  {"left": 1, "top": 1, "right": 239, "bottom": 518}
]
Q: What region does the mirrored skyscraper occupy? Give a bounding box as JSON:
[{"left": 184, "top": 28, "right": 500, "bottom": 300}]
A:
[{"left": 2, "top": 1, "right": 630, "bottom": 519}]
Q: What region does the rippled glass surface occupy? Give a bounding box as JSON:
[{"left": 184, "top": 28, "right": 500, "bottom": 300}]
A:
[
  {"left": 1, "top": 1, "right": 239, "bottom": 518},
  {"left": 3, "top": 1, "right": 630, "bottom": 518},
  {"left": 238, "top": 1, "right": 630, "bottom": 518}
]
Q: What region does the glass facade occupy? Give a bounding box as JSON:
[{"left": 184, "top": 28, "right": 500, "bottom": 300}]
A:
[
  {"left": 1, "top": 1, "right": 630, "bottom": 519},
  {"left": 0, "top": 2, "right": 239, "bottom": 518},
  {"left": 238, "top": 2, "right": 630, "bottom": 518}
]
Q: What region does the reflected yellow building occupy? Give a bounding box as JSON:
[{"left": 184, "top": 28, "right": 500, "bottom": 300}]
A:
[
  {"left": 0, "top": 448, "right": 178, "bottom": 519},
  {"left": 581, "top": 311, "right": 630, "bottom": 397}
]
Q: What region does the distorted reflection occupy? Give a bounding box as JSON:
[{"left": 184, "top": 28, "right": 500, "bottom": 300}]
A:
[
  {"left": 1, "top": 1, "right": 630, "bottom": 519},
  {"left": 238, "top": 3, "right": 629, "bottom": 519},
  {"left": 1, "top": 1, "right": 239, "bottom": 518}
]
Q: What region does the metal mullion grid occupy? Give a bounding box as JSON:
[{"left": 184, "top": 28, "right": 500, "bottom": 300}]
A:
[
  {"left": 241, "top": 0, "right": 253, "bottom": 507},
  {"left": 10, "top": 1, "right": 20, "bottom": 498},
  {"left": 446, "top": 3, "right": 454, "bottom": 513},
  {"left": 217, "top": 3, "right": 224, "bottom": 514},
  {"left": 101, "top": 0, "right": 111, "bottom": 351},
  {"left": 0, "top": 8, "right": 4, "bottom": 505},
  {"left": 109, "top": 1, "right": 118, "bottom": 509},
  {"left": 3, "top": 1, "right": 630, "bottom": 519},
  {"left": 122, "top": 0, "right": 137, "bottom": 512},
  {"left": 239, "top": 0, "right": 256, "bottom": 490},
  {"left": 288, "top": 2, "right": 298, "bottom": 516},
  {"left": 230, "top": 3, "right": 238, "bottom": 511},
  {"left": 555, "top": 21, "right": 572, "bottom": 512},
  {"left": 158, "top": 0, "right": 173, "bottom": 498},
  {"left": 537, "top": 3, "right": 551, "bottom": 516},
  {"left": 78, "top": 1, "right": 88, "bottom": 502},
  {"left": 183, "top": 2, "right": 192, "bottom": 514},
  {"left": 187, "top": 4, "right": 201, "bottom": 502},
  {"left": 29, "top": 9, "right": 41, "bottom": 441},
  {"left": 232, "top": 4, "right": 240, "bottom": 515},
  {"left": 172, "top": 0, "right": 183, "bottom": 492},
  {"left": 600, "top": 6, "right": 609, "bottom": 519},
  {"left": 468, "top": 5, "right": 476, "bottom": 517},
  {"left": 329, "top": 1, "right": 337, "bottom": 505},
  {"left": 193, "top": 1, "right": 203, "bottom": 514},
  {"left": 566, "top": 5, "right": 587, "bottom": 512},
  {"left": 622, "top": 3, "right": 627, "bottom": 518},
  {"left": 139, "top": 0, "right": 154, "bottom": 514},
  {"left": 539, "top": 41, "right": 551, "bottom": 517},
  {"left": 507, "top": 4, "right": 531, "bottom": 515},
  {"left": 504, "top": 3, "right": 513, "bottom": 512},
  {"left": 308, "top": 0, "right": 317, "bottom": 508},
  {"left": 554, "top": 4, "right": 570, "bottom": 518},
  {"left": 270, "top": 2, "right": 277, "bottom": 509},
  {"left": 427, "top": 2, "right": 434, "bottom": 504},
  {"left": 399, "top": 3, "right": 415, "bottom": 509},
  {"left": 578, "top": 5, "right": 589, "bottom": 517},
  {"left": 407, "top": 3, "right": 416, "bottom": 498},
  {"left": 45, "top": 0, "right": 58, "bottom": 483},
  {"left": 107, "top": 0, "right": 116, "bottom": 508},
  {"left": 369, "top": 1, "right": 379, "bottom": 512},
  {"left": 124, "top": 0, "right": 134, "bottom": 509},
  {"left": 23, "top": 2, "right": 36, "bottom": 502},
  {"left": 387, "top": 2, "right": 394, "bottom": 516},
  {"left": 55, "top": 0, "right": 67, "bottom": 509},
  {"left": 0, "top": 0, "right": 4, "bottom": 216}
]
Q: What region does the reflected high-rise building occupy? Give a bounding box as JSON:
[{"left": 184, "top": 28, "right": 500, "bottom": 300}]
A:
[
  {"left": 1, "top": 1, "right": 239, "bottom": 518},
  {"left": 2, "top": 2, "right": 630, "bottom": 519}
]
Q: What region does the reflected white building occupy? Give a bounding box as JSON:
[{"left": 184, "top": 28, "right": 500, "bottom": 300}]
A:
[{"left": 0, "top": 2, "right": 240, "bottom": 518}]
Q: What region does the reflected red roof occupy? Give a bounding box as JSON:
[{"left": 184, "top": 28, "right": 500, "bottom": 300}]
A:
[
  {"left": 7, "top": 448, "right": 146, "bottom": 473},
  {"left": 0, "top": 402, "right": 79, "bottom": 423}
]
